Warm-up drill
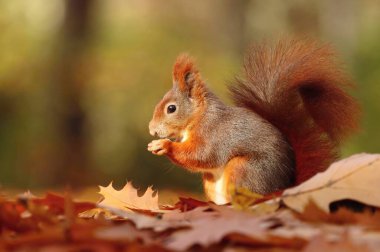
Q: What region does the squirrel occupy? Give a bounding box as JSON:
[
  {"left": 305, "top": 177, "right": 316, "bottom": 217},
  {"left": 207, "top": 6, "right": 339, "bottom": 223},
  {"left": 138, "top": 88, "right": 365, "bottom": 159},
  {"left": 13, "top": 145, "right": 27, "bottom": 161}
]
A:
[{"left": 147, "top": 39, "right": 360, "bottom": 204}]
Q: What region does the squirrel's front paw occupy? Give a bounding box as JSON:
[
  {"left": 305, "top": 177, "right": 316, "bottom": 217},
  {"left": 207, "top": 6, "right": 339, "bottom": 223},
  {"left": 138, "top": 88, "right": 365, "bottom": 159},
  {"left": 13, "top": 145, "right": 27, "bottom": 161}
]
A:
[{"left": 147, "top": 139, "right": 171, "bottom": 155}]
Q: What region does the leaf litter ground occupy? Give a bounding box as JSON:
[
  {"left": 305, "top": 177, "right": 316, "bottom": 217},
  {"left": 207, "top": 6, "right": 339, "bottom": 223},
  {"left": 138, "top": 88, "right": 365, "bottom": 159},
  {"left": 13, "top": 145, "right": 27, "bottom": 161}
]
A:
[{"left": 1, "top": 153, "right": 380, "bottom": 251}]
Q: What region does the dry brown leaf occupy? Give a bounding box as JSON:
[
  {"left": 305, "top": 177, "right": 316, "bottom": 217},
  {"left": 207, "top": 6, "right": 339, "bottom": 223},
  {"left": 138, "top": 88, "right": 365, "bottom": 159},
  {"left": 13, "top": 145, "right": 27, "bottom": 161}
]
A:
[
  {"left": 98, "top": 182, "right": 159, "bottom": 212},
  {"left": 302, "top": 228, "right": 380, "bottom": 252},
  {"left": 173, "top": 197, "right": 209, "bottom": 211},
  {"left": 296, "top": 201, "right": 380, "bottom": 229},
  {"left": 268, "top": 210, "right": 380, "bottom": 251},
  {"left": 108, "top": 206, "right": 218, "bottom": 232},
  {"left": 302, "top": 234, "right": 373, "bottom": 252},
  {"left": 163, "top": 206, "right": 296, "bottom": 251},
  {"left": 95, "top": 222, "right": 153, "bottom": 244},
  {"left": 78, "top": 207, "right": 116, "bottom": 220},
  {"left": 23, "top": 192, "right": 95, "bottom": 216},
  {"left": 283, "top": 153, "right": 380, "bottom": 212}
]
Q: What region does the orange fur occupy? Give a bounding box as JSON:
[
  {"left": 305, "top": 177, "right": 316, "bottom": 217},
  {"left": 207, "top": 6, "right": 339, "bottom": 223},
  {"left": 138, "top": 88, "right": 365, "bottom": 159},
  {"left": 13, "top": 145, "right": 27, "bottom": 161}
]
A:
[
  {"left": 173, "top": 54, "right": 208, "bottom": 101},
  {"left": 222, "top": 156, "right": 248, "bottom": 190},
  {"left": 166, "top": 131, "right": 210, "bottom": 171},
  {"left": 230, "top": 39, "right": 360, "bottom": 184},
  {"left": 173, "top": 54, "right": 198, "bottom": 91},
  {"left": 166, "top": 56, "right": 213, "bottom": 171}
]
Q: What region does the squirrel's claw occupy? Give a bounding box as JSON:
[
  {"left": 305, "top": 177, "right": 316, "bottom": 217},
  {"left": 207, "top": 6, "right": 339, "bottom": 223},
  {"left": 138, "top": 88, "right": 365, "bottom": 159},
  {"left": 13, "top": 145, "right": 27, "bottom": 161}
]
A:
[{"left": 148, "top": 139, "right": 171, "bottom": 155}]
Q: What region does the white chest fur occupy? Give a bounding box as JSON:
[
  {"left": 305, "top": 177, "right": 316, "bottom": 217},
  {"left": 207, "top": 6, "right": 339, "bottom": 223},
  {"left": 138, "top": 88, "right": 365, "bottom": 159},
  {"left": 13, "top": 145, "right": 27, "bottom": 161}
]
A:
[
  {"left": 203, "top": 167, "right": 229, "bottom": 205},
  {"left": 180, "top": 130, "right": 190, "bottom": 143},
  {"left": 179, "top": 129, "right": 229, "bottom": 204}
]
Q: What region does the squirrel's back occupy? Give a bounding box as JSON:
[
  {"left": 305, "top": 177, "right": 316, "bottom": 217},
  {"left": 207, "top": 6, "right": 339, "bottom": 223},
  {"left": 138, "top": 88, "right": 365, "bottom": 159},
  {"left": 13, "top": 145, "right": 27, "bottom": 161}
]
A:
[{"left": 229, "top": 39, "right": 360, "bottom": 184}]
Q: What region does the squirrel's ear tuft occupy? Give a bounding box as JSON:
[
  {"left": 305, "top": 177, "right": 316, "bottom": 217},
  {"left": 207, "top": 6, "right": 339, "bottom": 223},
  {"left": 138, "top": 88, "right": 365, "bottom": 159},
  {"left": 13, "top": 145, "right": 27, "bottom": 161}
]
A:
[{"left": 172, "top": 53, "right": 200, "bottom": 92}]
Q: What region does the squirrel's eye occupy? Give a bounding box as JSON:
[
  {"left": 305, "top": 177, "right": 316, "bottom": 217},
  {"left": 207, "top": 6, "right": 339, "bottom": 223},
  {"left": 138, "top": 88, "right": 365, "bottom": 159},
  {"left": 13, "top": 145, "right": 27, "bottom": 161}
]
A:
[{"left": 167, "top": 105, "right": 177, "bottom": 114}]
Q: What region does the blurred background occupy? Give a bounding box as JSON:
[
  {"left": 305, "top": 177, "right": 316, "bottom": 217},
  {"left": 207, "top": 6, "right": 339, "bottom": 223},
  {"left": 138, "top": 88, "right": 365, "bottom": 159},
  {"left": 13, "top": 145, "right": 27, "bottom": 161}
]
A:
[{"left": 0, "top": 0, "right": 379, "bottom": 194}]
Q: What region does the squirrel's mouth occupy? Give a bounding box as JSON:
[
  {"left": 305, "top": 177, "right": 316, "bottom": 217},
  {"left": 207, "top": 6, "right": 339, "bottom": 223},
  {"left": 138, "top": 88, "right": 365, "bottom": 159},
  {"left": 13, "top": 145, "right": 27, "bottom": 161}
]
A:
[
  {"left": 159, "top": 133, "right": 180, "bottom": 142},
  {"left": 169, "top": 130, "right": 189, "bottom": 143},
  {"left": 168, "top": 135, "right": 181, "bottom": 142},
  {"left": 157, "top": 130, "right": 188, "bottom": 142}
]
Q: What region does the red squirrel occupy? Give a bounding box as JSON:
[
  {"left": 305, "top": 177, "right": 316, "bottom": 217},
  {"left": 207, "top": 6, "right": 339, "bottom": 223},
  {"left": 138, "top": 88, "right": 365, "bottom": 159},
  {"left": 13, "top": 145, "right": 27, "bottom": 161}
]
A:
[{"left": 147, "top": 39, "right": 359, "bottom": 204}]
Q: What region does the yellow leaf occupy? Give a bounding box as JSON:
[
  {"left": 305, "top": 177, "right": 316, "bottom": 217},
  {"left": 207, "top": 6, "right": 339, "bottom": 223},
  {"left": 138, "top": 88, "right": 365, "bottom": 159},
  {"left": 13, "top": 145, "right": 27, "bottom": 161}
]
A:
[
  {"left": 98, "top": 182, "right": 159, "bottom": 212},
  {"left": 79, "top": 207, "right": 116, "bottom": 219},
  {"left": 230, "top": 186, "right": 263, "bottom": 210}
]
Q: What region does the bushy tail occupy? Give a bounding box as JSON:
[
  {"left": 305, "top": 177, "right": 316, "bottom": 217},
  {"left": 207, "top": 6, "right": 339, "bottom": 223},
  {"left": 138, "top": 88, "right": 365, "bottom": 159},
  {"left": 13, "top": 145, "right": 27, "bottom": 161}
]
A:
[{"left": 229, "top": 39, "right": 360, "bottom": 184}]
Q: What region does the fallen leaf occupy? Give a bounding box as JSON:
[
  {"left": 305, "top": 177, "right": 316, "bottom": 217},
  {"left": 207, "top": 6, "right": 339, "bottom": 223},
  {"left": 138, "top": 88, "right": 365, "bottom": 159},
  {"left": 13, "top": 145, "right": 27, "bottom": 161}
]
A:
[
  {"left": 283, "top": 153, "right": 380, "bottom": 212},
  {"left": 303, "top": 232, "right": 374, "bottom": 252},
  {"left": 30, "top": 192, "right": 95, "bottom": 215},
  {"left": 297, "top": 201, "right": 380, "bottom": 229},
  {"left": 249, "top": 199, "right": 280, "bottom": 215},
  {"left": 78, "top": 207, "right": 116, "bottom": 220},
  {"left": 98, "top": 182, "right": 159, "bottom": 212},
  {"left": 107, "top": 206, "right": 217, "bottom": 232},
  {"left": 173, "top": 197, "right": 209, "bottom": 211},
  {"left": 230, "top": 187, "right": 263, "bottom": 210},
  {"left": 95, "top": 222, "right": 153, "bottom": 243},
  {"left": 163, "top": 206, "right": 292, "bottom": 251}
]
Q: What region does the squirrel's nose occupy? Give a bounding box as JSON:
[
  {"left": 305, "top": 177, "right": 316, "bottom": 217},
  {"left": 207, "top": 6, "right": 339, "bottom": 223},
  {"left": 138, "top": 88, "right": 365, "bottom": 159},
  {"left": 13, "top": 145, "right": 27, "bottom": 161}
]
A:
[
  {"left": 149, "top": 121, "right": 157, "bottom": 137},
  {"left": 149, "top": 129, "right": 157, "bottom": 137}
]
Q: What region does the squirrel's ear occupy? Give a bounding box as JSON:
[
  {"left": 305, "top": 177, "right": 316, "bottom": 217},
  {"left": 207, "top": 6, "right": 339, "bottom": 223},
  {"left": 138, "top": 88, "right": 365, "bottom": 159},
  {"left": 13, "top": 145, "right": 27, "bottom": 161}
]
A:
[{"left": 172, "top": 53, "right": 203, "bottom": 94}]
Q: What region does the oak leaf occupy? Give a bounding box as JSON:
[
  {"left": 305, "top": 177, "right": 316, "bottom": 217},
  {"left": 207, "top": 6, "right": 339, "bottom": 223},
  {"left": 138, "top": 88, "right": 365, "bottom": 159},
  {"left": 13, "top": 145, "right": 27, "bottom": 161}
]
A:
[
  {"left": 283, "top": 153, "right": 380, "bottom": 212},
  {"left": 31, "top": 192, "right": 95, "bottom": 215},
  {"left": 303, "top": 233, "right": 373, "bottom": 252},
  {"left": 100, "top": 206, "right": 217, "bottom": 232},
  {"left": 98, "top": 182, "right": 159, "bottom": 212},
  {"left": 78, "top": 207, "right": 116, "bottom": 219},
  {"left": 95, "top": 222, "right": 153, "bottom": 244},
  {"left": 296, "top": 200, "right": 380, "bottom": 229},
  {"left": 163, "top": 205, "right": 289, "bottom": 251}
]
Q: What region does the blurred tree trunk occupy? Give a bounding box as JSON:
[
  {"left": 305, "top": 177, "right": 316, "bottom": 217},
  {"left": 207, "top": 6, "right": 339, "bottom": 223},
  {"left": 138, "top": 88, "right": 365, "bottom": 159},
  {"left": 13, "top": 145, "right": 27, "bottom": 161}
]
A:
[
  {"left": 48, "top": 0, "right": 95, "bottom": 187},
  {"left": 287, "top": 1, "right": 320, "bottom": 36},
  {"left": 222, "top": 0, "right": 250, "bottom": 56},
  {"left": 320, "top": 0, "right": 358, "bottom": 59}
]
